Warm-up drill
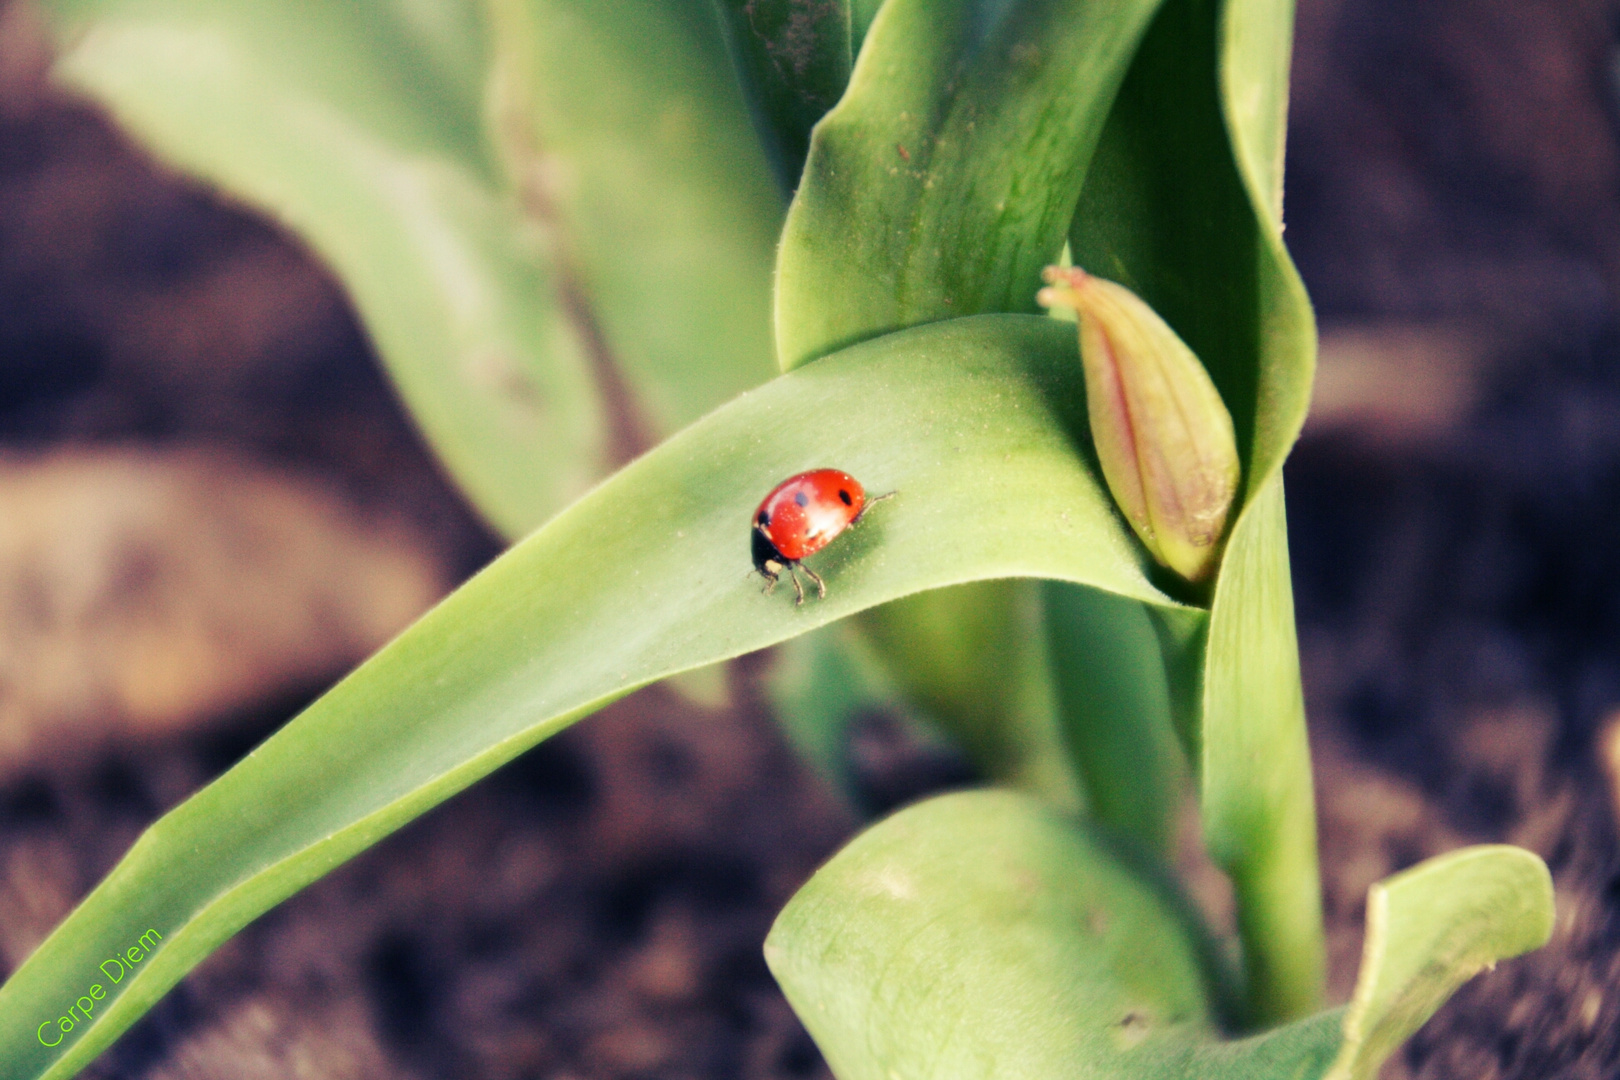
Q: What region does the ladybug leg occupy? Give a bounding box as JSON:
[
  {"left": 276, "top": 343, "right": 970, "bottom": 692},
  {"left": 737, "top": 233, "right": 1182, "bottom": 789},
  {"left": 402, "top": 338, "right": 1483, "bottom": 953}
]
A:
[
  {"left": 787, "top": 566, "right": 806, "bottom": 606},
  {"left": 852, "top": 490, "right": 897, "bottom": 524},
  {"left": 799, "top": 564, "right": 826, "bottom": 600},
  {"left": 759, "top": 565, "right": 779, "bottom": 595}
]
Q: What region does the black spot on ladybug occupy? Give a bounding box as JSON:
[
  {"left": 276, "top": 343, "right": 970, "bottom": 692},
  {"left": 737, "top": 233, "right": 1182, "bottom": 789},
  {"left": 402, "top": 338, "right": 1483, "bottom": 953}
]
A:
[
  {"left": 757, "top": 510, "right": 770, "bottom": 526},
  {"left": 794, "top": 492, "right": 809, "bottom": 507},
  {"left": 838, "top": 489, "right": 853, "bottom": 506}
]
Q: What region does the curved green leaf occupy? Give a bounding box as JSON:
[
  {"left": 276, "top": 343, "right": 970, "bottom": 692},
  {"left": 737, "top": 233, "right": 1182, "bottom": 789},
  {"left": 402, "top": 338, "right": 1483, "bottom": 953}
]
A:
[
  {"left": 774, "top": 0, "right": 1166, "bottom": 369},
  {"left": 1326, "top": 846, "right": 1555, "bottom": 1080},
  {"left": 1202, "top": 475, "right": 1322, "bottom": 1023},
  {"left": 766, "top": 801, "right": 1554, "bottom": 1080},
  {"left": 0, "top": 315, "right": 1187, "bottom": 1080},
  {"left": 766, "top": 789, "right": 1342, "bottom": 1080}
]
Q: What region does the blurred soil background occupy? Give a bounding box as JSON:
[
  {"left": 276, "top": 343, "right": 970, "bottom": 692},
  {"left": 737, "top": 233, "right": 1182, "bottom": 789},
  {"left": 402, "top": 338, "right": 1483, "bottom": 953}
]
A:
[{"left": 0, "top": 0, "right": 1618, "bottom": 1077}]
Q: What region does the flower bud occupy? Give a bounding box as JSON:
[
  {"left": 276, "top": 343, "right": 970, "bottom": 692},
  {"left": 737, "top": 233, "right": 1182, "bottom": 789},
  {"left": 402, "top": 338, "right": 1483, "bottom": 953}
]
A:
[{"left": 1037, "top": 267, "right": 1239, "bottom": 582}]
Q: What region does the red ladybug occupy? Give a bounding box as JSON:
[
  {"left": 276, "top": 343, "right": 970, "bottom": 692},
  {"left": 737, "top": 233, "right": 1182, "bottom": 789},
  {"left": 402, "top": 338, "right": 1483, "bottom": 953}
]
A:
[{"left": 752, "top": 469, "right": 893, "bottom": 604}]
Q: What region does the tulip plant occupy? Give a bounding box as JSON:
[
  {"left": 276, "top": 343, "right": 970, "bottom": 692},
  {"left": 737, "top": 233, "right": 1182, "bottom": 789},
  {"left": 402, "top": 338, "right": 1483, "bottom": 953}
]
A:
[{"left": 0, "top": 0, "right": 1555, "bottom": 1078}]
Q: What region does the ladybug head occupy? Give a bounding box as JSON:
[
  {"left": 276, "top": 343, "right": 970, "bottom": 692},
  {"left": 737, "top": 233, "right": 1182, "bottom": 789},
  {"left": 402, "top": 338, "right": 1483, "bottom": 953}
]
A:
[{"left": 752, "top": 526, "right": 786, "bottom": 575}]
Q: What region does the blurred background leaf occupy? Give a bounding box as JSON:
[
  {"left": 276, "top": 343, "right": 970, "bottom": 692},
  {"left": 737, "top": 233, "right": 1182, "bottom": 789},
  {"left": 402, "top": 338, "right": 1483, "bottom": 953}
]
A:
[
  {"left": 487, "top": 0, "right": 783, "bottom": 454},
  {"left": 859, "top": 581, "right": 1083, "bottom": 811},
  {"left": 711, "top": 0, "right": 851, "bottom": 192},
  {"left": 38, "top": 0, "right": 783, "bottom": 540}
]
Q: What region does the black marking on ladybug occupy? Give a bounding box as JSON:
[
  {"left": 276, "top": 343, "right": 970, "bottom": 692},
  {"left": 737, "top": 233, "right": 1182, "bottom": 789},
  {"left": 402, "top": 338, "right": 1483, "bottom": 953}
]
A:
[
  {"left": 838, "top": 488, "right": 853, "bottom": 506},
  {"left": 757, "top": 510, "right": 770, "bottom": 527},
  {"left": 794, "top": 492, "right": 809, "bottom": 507}
]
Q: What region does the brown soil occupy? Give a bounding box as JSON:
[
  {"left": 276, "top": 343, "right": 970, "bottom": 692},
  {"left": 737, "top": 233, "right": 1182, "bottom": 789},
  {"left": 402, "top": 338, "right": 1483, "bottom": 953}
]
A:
[{"left": 2, "top": 0, "right": 1620, "bottom": 1077}]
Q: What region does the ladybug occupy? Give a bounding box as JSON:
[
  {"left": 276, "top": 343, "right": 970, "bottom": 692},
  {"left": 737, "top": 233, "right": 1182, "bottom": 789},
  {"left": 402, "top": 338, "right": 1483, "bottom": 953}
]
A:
[{"left": 752, "top": 469, "right": 894, "bottom": 604}]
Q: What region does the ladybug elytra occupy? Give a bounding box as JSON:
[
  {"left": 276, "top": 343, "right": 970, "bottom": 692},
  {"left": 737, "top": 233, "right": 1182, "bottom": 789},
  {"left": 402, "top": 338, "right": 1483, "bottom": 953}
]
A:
[{"left": 752, "top": 469, "right": 893, "bottom": 604}]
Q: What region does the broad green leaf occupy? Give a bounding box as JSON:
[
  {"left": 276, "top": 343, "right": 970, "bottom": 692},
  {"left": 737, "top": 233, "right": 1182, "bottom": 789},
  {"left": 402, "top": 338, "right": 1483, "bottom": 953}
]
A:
[
  {"left": 0, "top": 316, "right": 1191, "bottom": 1080},
  {"left": 765, "top": 790, "right": 1215, "bottom": 1080},
  {"left": 766, "top": 789, "right": 1342, "bottom": 1080},
  {"left": 860, "top": 581, "right": 1082, "bottom": 811},
  {"left": 712, "top": 0, "right": 852, "bottom": 191},
  {"left": 487, "top": 0, "right": 783, "bottom": 442},
  {"left": 774, "top": 0, "right": 1166, "bottom": 370},
  {"left": 1071, "top": 0, "right": 1321, "bottom": 1023},
  {"left": 39, "top": 0, "right": 783, "bottom": 539},
  {"left": 1325, "top": 846, "right": 1555, "bottom": 1080},
  {"left": 1044, "top": 582, "right": 1189, "bottom": 858}
]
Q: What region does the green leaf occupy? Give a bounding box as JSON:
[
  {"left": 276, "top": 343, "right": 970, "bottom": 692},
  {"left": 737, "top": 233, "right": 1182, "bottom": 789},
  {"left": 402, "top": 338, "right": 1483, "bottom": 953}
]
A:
[
  {"left": 711, "top": 0, "right": 852, "bottom": 191},
  {"left": 1325, "top": 846, "right": 1555, "bottom": 1080},
  {"left": 764, "top": 621, "right": 908, "bottom": 802},
  {"left": 766, "top": 788, "right": 1343, "bottom": 1080},
  {"left": 765, "top": 790, "right": 1216, "bottom": 1080},
  {"left": 1044, "top": 582, "right": 1190, "bottom": 858},
  {"left": 774, "top": 0, "right": 1166, "bottom": 370},
  {"left": 37, "top": 0, "right": 605, "bottom": 538},
  {"left": 0, "top": 315, "right": 1188, "bottom": 1080},
  {"left": 39, "top": 0, "right": 783, "bottom": 539},
  {"left": 1070, "top": 0, "right": 1321, "bottom": 1023},
  {"left": 487, "top": 0, "right": 784, "bottom": 443},
  {"left": 772, "top": 0, "right": 1167, "bottom": 814},
  {"left": 1069, "top": 0, "right": 1313, "bottom": 493},
  {"left": 1202, "top": 475, "right": 1323, "bottom": 1024},
  {"left": 767, "top": 596, "right": 1080, "bottom": 814},
  {"left": 859, "top": 581, "right": 1083, "bottom": 811},
  {"left": 765, "top": 800, "right": 1554, "bottom": 1080},
  {"left": 849, "top": 0, "right": 883, "bottom": 54}
]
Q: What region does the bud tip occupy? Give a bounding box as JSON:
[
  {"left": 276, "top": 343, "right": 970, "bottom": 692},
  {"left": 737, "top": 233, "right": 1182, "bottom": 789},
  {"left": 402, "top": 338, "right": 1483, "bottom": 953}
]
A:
[{"left": 1036, "top": 265, "right": 1241, "bottom": 583}]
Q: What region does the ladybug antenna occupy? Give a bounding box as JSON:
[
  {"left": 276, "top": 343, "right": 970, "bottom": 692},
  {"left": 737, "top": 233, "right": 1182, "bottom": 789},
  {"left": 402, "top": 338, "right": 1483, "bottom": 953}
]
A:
[{"left": 853, "top": 489, "right": 897, "bottom": 525}]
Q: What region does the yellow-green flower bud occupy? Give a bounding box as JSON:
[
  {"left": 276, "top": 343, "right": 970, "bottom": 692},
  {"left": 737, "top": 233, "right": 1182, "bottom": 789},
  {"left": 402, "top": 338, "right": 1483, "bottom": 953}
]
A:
[{"left": 1037, "top": 267, "right": 1240, "bottom": 582}]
